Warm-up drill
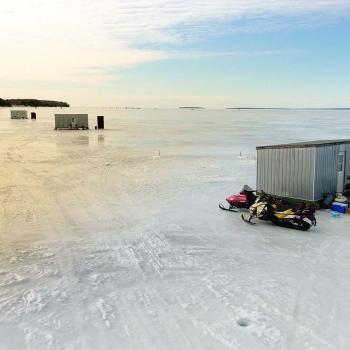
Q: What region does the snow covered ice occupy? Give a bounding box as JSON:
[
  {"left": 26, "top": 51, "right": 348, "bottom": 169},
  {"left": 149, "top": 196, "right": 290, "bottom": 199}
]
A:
[{"left": 0, "top": 107, "right": 350, "bottom": 350}]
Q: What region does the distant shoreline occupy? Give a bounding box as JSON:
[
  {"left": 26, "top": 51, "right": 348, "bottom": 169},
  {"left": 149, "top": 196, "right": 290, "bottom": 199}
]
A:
[
  {"left": 0, "top": 98, "right": 69, "bottom": 108},
  {"left": 179, "top": 107, "right": 204, "bottom": 109}
]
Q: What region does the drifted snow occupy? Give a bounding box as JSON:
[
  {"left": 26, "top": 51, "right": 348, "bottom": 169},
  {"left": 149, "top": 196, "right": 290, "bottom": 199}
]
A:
[{"left": 0, "top": 107, "right": 350, "bottom": 350}]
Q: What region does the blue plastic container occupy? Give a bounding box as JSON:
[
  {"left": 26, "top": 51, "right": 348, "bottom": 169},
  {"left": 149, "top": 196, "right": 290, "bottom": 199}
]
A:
[
  {"left": 331, "top": 202, "right": 348, "bottom": 214},
  {"left": 332, "top": 211, "right": 341, "bottom": 218}
]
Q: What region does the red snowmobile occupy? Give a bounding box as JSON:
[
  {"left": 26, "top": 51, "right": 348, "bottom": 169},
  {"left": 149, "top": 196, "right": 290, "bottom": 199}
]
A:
[{"left": 219, "top": 185, "right": 256, "bottom": 212}]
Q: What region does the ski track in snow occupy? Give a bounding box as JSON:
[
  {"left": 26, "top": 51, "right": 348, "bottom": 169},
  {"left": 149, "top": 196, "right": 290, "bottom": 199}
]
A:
[{"left": 1, "top": 108, "right": 350, "bottom": 349}]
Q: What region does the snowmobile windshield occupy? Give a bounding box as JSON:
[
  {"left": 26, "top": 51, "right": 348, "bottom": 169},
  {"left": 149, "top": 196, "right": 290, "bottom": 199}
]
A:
[{"left": 240, "top": 185, "right": 254, "bottom": 193}]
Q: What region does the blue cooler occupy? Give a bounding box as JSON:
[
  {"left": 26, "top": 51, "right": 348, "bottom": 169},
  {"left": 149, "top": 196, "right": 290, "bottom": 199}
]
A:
[{"left": 331, "top": 202, "right": 348, "bottom": 214}]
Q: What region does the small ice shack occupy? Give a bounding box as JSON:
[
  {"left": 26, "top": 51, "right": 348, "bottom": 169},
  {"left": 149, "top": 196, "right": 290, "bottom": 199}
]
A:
[
  {"left": 11, "top": 110, "right": 28, "bottom": 119},
  {"left": 55, "top": 114, "right": 89, "bottom": 130},
  {"left": 256, "top": 140, "right": 350, "bottom": 202}
]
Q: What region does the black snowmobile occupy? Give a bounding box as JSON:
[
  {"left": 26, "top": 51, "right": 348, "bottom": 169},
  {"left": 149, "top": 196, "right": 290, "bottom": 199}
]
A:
[{"left": 241, "top": 191, "right": 317, "bottom": 231}]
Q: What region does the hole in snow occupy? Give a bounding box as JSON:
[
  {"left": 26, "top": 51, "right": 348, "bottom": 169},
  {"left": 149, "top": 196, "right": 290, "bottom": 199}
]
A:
[{"left": 237, "top": 318, "right": 250, "bottom": 327}]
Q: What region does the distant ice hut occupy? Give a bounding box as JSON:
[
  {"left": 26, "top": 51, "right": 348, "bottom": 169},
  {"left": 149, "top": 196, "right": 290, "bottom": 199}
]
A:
[
  {"left": 256, "top": 139, "right": 350, "bottom": 202},
  {"left": 55, "top": 114, "right": 89, "bottom": 130},
  {"left": 11, "top": 110, "right": 28, "bottom": 119}
]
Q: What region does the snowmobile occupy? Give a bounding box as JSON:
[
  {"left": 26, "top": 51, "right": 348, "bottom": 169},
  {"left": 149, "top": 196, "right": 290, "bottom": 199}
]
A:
[
  {"left": 219, "top": 185, "right": 257, "bottom": 212},
  {"left": 241, "top": 191, "right": 317, "bottom": 231}
]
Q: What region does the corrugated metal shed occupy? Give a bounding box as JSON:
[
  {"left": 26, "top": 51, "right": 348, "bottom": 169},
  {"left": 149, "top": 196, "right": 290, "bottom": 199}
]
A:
[
  {"left": 256, "top": 139, "right": 350, "bottom": 202},
  {"left": 257, "top": 139, "right": 350, "bottom": 149},
  {"left": 11, "top": 110, "right": 28, "bottom": 119},
  {"left": 55, "top": 114, "right": 89, "bottom": 130}
]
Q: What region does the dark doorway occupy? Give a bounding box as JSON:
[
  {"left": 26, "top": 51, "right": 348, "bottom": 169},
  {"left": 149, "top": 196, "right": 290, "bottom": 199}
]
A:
[
  {"left": 31, "top": 112, "right": 36, "bottom": 119},
  {"left": 97, "top": 116, "right": 104, "bottom": 129}
]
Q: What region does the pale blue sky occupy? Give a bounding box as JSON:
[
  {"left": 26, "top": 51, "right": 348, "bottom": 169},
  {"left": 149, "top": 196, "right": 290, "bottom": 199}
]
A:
[{"left": 1, "top": 0, "right": 350, "bottom": 107}]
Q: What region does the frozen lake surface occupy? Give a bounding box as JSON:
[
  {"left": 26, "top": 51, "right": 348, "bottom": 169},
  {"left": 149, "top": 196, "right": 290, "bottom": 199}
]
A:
[{"left": 0, "top": 107, "right": 350, "bottom": 350}]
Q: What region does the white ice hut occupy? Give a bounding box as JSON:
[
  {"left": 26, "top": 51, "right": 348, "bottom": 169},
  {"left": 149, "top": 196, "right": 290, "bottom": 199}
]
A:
[
  {"left": 256, "top": 139, "right": 350, "bottom": 202},
  {"left": 55, "top": 114, "right": 89, "bottom": 130},
  {"left": 11, "top": 110, "right": 28, "bottom": 119}
]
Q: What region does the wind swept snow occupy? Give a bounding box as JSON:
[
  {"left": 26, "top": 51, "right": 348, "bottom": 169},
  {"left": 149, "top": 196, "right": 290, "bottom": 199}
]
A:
[{"left": 0, "top": 107, "right": 350, "bottom": 350}]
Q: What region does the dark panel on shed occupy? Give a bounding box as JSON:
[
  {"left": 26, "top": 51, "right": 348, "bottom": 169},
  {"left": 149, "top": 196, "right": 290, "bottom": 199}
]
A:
[
  {"left": 315, "top": 143, "right": 350, "bottom": 198},
  {"left": 345, "top": 144, "right": 350, "bottom": 182}
]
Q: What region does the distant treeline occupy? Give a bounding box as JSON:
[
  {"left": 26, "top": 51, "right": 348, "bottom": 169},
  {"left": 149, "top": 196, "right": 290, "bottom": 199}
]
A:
[{"left": 0, "top": 98, "right": 69, "bottom": 107}]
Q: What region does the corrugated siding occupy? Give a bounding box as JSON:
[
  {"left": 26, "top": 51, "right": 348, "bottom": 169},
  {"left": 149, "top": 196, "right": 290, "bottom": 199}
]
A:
[
  {"left": 314, "top": 145, "right": 339, "bottom": 199},
  {"left": 314, "top": 143, "right": 350, "bottom": 199},
  {"left": 257, "top": 147, "right": 316, "bottom": 201},
  {"left": 77, "top": 115, "right": 88, "bottom": 127},
  {"left": 55, "top": 114, "right": 88, "bottom": 129},
  {"left": 11, "top": 110, "right": 28, "bottom": 119}
]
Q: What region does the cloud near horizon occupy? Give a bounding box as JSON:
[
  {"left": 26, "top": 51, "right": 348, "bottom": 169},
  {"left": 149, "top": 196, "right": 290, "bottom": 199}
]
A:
[{"left": 1, "top": 0, "right": 350, "bottom": 104}]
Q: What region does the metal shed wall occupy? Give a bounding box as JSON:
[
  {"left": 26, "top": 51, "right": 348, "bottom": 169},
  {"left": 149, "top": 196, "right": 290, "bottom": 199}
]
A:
[
  {"left": 346, "top": 145, "right": 350, "bottom": 181},
  {"left": 11, "top": 110, "right": 28, "bottom": 119},
  {"left": 314, "top": 143, "right": 350, "bottom": 199},
  {"left": 256, "top": 147, "right": 316, "bottom": 201},
  {"left": 55, "top": 114, "right": 88, "bottom": 129}
]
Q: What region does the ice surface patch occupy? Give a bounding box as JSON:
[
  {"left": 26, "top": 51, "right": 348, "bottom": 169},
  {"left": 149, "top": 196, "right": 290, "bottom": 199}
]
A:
[
  {"left": 0, "top": 272, "right": 27, "bottom": 287},
  {"left": 95, "top": 298, "right": 114, "bottom": 328},
  {"left": 23, "top": 289, "right": 44, "bottom": 314}
]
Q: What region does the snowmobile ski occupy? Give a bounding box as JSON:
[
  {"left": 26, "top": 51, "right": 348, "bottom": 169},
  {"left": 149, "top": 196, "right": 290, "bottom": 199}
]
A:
[
  {"left": 241, "top": 213, "right": 256, "bottom": 225},
  {"left": 219, "top": 203, "right": 239, "bottom": 212}
]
